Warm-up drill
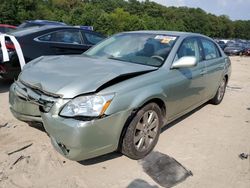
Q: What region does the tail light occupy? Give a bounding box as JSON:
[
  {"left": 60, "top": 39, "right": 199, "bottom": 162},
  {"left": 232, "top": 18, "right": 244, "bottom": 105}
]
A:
[
  {"left": 0, "top": 65, "right": 6, "bottom": 73},
  {"left": 4, "top": 39, "right": 22, "bottom": 50},
  {"left": 5, "top": 41, "right": 15, "bottom": 50}
]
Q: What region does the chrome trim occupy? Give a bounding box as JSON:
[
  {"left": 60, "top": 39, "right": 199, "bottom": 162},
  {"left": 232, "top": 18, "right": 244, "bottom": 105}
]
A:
[
  {"left": 34, "top": 37, "right": 87, "bottom": 46},
  {"left": 10, "top": 108, "right": 43, "bottom": 122},
  {"left": 14, "top": 81, "right": 59, "bottom": 112},
  {"left": 19, "top": 79, "right": 62, "bottom": 98},
  {"left": 14, "top": 82, "right": 57, "bottom": 106},
  {"left": 33, "top": 29, "right": 89, "bottom": 46}
]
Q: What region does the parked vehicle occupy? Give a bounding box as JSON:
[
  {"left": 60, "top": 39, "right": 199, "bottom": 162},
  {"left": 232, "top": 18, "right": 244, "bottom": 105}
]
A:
[
  {"left": 18, "top": 20, "right": 94, "bottom": 31},
  {"left": 224, "top": 43, "right": 245, "bottom": 56},
  {"left": 217, "top": 40, "right": 226, "bottom": 50},
  {"left": 0, "top": 25, "right": 105, "bottom": 80},
  {"left": 18, "top": 20, "right": 67, "bottom": 29},
  {"left": 218, "top": 39, "right": 230, "bottom": 44},
  {"left": 9, "top": 31, "right": 231, "bottom": 161},
  {"left": 78, "top": 26, "right": 94, "bottom": 31},
  {"left": 0, "top": 24, "right": 16, "bottom": 34},
  {"left": 243, "top": 44, "right": 250, "bottom": 56}
]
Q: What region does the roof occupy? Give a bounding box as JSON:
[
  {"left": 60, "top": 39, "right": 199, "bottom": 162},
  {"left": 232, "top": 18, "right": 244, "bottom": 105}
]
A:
[
  {"left": 0, "top": 24, "right": 16, "bottom": 29},
  {"left": 8, "top": 25, "right": 83, "bottom": 37},
  {"left": 25, "top": 20, "right": 66, "bottom": 25},
  {"left": 8, "top": 25, "right": 103, "bottom": 37},
  {"left": 125, "top": 30, "right": 206, "bottom": 37}
]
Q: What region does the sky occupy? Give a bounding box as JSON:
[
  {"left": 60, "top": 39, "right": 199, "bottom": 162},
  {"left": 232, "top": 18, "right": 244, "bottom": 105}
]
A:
[{"left": 142, "top": 0, "right": 250, "bottom": 20}]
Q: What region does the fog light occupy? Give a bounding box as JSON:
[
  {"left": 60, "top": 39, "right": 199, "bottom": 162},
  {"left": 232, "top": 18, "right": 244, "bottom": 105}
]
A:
[{"left": 58, "top": 143, "right": 70, "bottom": 155}]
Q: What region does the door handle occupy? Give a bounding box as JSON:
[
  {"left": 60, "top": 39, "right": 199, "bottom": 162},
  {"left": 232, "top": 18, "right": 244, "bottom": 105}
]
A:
[
  {"left": 56, "top": 48, "right": 67, "bottom": 52},
  {"left": 219, "top": 64, "right": 225, "bottom": 68}
]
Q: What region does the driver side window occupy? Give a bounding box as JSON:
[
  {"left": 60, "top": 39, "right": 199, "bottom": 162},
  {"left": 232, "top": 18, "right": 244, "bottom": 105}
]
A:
[{"left": 175, "top": 38, "right": 202, "bottom": 62}]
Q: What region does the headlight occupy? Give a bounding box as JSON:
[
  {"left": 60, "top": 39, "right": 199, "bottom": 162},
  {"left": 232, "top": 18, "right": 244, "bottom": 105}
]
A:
[{"left": 60, "top": 94, "right": 115, "bottom": 117}]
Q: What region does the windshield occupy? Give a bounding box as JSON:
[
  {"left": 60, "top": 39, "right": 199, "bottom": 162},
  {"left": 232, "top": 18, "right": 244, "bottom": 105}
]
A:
[{"left": 85, "top": 33, "right": 178, "bottom": 67}]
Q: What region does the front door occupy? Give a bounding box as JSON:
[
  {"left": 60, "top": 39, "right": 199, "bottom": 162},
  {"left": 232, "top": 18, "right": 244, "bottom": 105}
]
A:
[{"left": 166, "top": 37, "right": 207, "bottom": 120}]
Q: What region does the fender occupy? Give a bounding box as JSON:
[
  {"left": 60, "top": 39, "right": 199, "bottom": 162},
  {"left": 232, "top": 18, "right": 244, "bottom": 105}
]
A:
[
  {"left": 129, "top": 85, "right": 167, "bottom": 111},
  {"left": 106, "top": 81, "right": 168, "bottom": 117}
]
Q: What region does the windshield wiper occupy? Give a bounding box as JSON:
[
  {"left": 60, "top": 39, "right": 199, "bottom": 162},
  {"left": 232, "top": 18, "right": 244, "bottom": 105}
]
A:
[
  {"left": 107, "top": 56, "right": 129, "bottom": 62},
  {"left": 108, "top": 56, "right": 160, "bottom": 68}
]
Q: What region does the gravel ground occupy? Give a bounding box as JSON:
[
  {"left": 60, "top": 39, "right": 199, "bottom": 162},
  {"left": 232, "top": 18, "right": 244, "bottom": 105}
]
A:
[{"left": 0, "top": 56, "right": 249, "bottom": 188}]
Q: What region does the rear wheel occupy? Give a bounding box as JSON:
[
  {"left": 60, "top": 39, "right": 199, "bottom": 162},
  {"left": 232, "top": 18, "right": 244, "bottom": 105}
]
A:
[
  {"left": 121, "top": 103, "right": 163, "bottom": 160},
  {"left": 210, "top": 77, "right": 227, "bottom": 105}
]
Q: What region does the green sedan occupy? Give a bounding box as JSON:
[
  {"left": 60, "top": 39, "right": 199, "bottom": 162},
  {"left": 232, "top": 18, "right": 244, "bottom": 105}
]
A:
[{"left": 9, "top": 31, "right": 231, "bottom": 160}]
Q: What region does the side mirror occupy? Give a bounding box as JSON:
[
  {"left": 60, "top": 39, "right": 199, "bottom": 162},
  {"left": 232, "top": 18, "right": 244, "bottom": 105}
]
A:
[{"left": 171, "top": 56, "right": 197, "bottom": 69}]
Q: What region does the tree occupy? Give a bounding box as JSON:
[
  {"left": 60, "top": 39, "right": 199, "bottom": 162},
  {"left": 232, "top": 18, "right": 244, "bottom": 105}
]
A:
[{"left": 0, "top": 0, "right": 249, "bottom": 39}]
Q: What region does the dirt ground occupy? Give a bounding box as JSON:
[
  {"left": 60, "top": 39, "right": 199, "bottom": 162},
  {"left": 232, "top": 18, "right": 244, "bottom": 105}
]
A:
[{"left": 0, "top": 56, "right": 249, "bottom": 188}]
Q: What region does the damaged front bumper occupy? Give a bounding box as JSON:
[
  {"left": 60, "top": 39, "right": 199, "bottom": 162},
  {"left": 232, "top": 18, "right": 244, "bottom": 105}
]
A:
[
  {"left": 42, "top": 109, "right": 131, "bottom": 161},
  {"left": 9, "top": 81, "right": 59, "bottom": 122},
  {"left": 9, "top": 81, "right": 131, "bottom": 161},
  {"left": 9, "top": 82, "right": 43, "bottom": 122}
]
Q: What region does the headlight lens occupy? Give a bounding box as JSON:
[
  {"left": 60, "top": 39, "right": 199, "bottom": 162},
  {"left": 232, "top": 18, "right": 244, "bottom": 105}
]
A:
[{"left": 60, "top": 94, "right": 114, "bottom": 117}]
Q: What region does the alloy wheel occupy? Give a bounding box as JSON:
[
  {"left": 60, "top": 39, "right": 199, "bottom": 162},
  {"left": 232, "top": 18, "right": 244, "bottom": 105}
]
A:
[
  {"left": 134, "top": 110, "right": 159, "bottom": 152},
  {"left": 217, "top": 78, "right": 226, "bottom": 101}
]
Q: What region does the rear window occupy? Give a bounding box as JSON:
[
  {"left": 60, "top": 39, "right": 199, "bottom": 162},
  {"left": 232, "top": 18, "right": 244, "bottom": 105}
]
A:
[
  {"left": 84, "top": 32, "right": 105, "bottom": 44},
  {"left": 201, "top": 39, "right": 221, "bottom": 60},
  {"left": 18, "top": 22, "right": 40, "bottom": 29},
  {"left": 38, "top": 30, "right": 83, "bottom": 44}
]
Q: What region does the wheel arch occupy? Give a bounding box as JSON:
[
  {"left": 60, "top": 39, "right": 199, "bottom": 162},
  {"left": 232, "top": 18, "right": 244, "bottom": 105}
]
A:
[
  {"left": 117, "top": 97, "right": 167, "bottom": 151},
  {"left": 224, "top": 74, "right": 229, "bottom": 83},
  {"left": 141, "top": 98, "right": 167, "bottom": 119}
]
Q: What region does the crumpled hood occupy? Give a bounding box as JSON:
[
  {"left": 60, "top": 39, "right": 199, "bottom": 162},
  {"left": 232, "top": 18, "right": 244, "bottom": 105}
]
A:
[{"left": 19, "top": 55, "right": 157, "bottom": 98}]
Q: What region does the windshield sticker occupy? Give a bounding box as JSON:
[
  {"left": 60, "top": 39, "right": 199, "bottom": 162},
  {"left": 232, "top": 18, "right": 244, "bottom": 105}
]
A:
[
  {"left": 161, "top": 38, "right": 171, "bottom": 44},
  {"left": 154, "top": 35, "right": 177, "bottom": 44}
]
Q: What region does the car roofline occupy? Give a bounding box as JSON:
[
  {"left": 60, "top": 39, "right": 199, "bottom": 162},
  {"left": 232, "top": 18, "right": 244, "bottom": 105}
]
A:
[
  {"left": 9, "top": 25, "right": 102, "bottom": 37},
  {"left": 122, "top": 30, "right": 207, "bottom": 38},
  {"left": 0, "top": 24, "right": 17, "bottom": 29}
]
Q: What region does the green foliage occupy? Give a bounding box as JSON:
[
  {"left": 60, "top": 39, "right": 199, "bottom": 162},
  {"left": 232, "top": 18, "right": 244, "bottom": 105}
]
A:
[{"left": 0, "top": 0, "right": 249, "bottom": 39}]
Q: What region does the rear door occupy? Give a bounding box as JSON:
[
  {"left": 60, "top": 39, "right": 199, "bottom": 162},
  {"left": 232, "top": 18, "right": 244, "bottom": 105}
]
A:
[
  {"left": 199, "top": 37, "right": 225, "bottom": 99},
  {"left": 166, "top": 37, "right": 207, "bottom": 119}
]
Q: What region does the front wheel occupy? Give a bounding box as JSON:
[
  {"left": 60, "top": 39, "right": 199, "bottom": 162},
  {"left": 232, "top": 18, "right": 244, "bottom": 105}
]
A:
[
  {"left": 210, "top": 77, "right": 227, "bottom": 105},
  {"left": 121, "top": 103, "right": 163, "bottom": 160}
]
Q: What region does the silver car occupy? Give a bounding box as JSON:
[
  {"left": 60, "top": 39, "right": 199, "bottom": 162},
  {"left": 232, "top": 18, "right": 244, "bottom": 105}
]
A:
[{"left": 9, "top": 31, "right": 231, "bottom": 160}]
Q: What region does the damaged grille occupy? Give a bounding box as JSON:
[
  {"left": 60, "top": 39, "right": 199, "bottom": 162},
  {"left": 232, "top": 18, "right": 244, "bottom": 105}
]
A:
[{"left": 14, "top": 80, "right": 60, "bottom": 112}]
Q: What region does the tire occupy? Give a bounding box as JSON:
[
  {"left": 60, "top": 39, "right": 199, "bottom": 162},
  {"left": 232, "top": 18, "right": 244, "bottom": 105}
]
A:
[
  {"left": 27, "top": 121, "right": 42, "bottom": 127},
  {"left": 121, "top": 103, "right": 163, "bottom": 160},
  {"left": 210, "top": 77, "right": 227, "bottom": 105},
  {"left": 27, "top": 122, "right": 46, "bottom": 132}
]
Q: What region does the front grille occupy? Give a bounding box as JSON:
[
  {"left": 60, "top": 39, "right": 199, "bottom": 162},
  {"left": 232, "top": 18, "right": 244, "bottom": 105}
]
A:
[
  {"left": 14, "top": 80, "right": 59, "bottom": 113},
  {"left": 20, "top": 79, "right": 62, "bottom": 98},
  {"left": 57, "top": 142, "right": 70, "bottom": 156}
]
